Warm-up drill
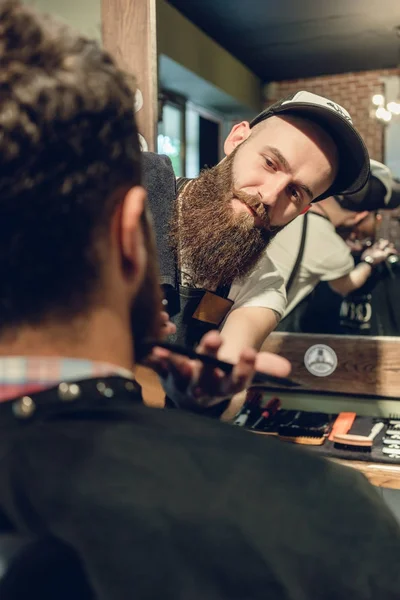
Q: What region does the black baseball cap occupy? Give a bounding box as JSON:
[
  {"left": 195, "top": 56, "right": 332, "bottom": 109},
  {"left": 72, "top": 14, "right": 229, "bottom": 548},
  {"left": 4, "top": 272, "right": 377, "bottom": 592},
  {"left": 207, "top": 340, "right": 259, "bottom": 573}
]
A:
[
  {"left": 250, "top": 91, "right": 370, "bottom": 203},
  {"left": 339, "top": 160, "right": 400, "bottom": 212}
]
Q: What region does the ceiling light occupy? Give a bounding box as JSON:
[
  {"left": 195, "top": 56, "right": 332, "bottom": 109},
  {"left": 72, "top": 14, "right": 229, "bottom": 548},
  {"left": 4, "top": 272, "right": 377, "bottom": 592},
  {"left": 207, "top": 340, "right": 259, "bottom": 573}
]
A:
[
  {"left": 376, "top": 106, "right": 392, "bottom": 122},
  {"left": 387, "top": 101, "right": 400, "bottom": 115},
  {"left": 375, "top": 106, "right": 392, "bottom": 123},
  {"left": 372, "top": 94, "right": 385, "bottom": 106}
]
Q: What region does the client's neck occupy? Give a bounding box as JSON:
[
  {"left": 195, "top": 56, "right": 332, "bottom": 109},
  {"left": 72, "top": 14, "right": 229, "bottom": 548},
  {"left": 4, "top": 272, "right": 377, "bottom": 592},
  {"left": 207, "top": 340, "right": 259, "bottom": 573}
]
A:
[{"left": 0, "top": 308, "right": 135, "bottom": 371}]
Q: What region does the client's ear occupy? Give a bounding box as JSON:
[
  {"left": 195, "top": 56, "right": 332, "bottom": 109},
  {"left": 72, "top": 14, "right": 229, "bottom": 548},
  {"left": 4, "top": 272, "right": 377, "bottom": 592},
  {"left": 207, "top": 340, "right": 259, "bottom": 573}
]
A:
[
  {"left": 353, "top": 210, "right": 369, "bottom": 225},
  {"left": 342, "top": 210, "right": 369, "bottom": 229},
  {"left": 120, "top": 186, "right": 147, "bottom": 274}
]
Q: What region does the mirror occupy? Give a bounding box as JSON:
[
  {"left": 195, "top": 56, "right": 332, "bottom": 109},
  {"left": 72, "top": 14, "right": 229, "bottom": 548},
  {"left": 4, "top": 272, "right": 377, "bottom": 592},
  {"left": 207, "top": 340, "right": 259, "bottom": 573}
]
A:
[
  {"left": 156, "top": 0, "right": 400, "bottom": 341},
  {"left": 29, "top": 0, "right": 400, "bottom": 345}
]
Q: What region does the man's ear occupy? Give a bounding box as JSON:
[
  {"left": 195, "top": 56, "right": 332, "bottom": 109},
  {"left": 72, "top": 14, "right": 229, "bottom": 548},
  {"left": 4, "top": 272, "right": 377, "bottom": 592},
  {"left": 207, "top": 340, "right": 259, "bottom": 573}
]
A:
[
  {"left": 224, "top": 121, "right": 251, "bottom": 155},
  {"left": 353, "top": 210, "right": 369, "bottom": 224},
  {"left": 300, "top": 205, "right": 311, "bottom": 215},
  {"left": 342, "top": 210, "right": 369, "bottom": 228},
  {"left": 120, "top": 186, "right": 147, "bottom": 271}
]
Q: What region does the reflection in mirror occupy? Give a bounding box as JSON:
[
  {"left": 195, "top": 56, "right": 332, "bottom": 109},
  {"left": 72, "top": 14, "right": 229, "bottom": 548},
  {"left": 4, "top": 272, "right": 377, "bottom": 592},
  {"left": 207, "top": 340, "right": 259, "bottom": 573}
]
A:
[
  {"left": 271, "top": 167, "right": 400, "bottom": 337},
  {"left": 159, "top": 0, "right": 400, "bottom": 345},
  {"left": 157, "top": 95, "right": 185, "bottom": 177},
  {"left": 30, "top": 0, "right": 400, "bottom": 343}
]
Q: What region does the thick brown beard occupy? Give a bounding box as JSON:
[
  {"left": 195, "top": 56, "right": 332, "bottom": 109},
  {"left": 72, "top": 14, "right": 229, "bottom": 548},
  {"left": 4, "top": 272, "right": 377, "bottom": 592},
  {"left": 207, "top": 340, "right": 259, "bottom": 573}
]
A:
[{"left": 169, "top": 148, "right": 282, "bottom": 289}]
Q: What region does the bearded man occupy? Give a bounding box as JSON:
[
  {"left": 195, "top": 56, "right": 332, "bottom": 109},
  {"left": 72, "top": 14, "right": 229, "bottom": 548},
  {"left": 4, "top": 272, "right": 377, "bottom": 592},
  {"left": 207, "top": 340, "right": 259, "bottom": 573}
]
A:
[{"left": 146, "top": 92, "right": 370, "bottom": 369}]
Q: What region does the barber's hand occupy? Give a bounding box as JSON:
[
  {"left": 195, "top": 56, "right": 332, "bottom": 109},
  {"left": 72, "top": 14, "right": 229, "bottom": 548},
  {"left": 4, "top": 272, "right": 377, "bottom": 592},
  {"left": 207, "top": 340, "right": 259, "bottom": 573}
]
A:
[
  {"left": 160, "top": 310, "right": 176, "bottom": 338},
  {"left": 361, "top": 239, "right": 397, "bottom": 266},
  {"left": 346, "top": 239, "right": 362, "bottom": 253},
  {"left": 346, "top": 238, "right": 370, "bottom": 254},
  {"left": 146, "top": 330, "right": 291, "bottom": 409}
]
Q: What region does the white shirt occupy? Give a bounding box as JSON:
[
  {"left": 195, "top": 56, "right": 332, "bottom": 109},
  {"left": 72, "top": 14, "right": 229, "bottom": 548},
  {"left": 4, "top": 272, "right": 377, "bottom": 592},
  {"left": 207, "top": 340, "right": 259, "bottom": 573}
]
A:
[
  {"left": 225, "top": 252, "right": 287, "bottom": 321},
  {"left": 267, "top": 212, "right": 354, "bottom": 317}
]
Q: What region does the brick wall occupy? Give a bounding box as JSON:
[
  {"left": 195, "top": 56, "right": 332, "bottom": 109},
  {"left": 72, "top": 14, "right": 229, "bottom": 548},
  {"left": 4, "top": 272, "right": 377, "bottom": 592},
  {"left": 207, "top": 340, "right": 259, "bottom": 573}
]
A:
[{"left": 266, "top": 69, "right": 398, "bottom": 161}]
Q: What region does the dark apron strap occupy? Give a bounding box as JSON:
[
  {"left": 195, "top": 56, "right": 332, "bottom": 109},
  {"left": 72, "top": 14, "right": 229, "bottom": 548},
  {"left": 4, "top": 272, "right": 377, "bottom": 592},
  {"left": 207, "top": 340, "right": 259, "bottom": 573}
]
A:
[
  {"left": 286, "top": 213, "right": 308, "bottom": 295},
  {"left": 215, "top": 284, "right": 231, "bottom": 299}
]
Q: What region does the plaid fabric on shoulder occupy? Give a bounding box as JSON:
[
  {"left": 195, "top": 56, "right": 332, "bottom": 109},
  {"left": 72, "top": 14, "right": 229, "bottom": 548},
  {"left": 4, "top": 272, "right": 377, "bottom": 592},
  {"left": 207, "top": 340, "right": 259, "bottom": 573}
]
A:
[{"left": 0, "top": 357, "right": 134, "bottom": 403}]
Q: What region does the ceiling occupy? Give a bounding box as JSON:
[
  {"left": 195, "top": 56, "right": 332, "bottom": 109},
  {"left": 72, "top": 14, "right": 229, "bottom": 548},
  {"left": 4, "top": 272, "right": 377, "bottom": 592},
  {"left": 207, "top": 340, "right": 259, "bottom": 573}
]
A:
[
  {"left": 167, "top": 0, "right": 400, "bottom": 81},
  {"left": 159, "top": 55, "right": 256, "bottom": 118}
]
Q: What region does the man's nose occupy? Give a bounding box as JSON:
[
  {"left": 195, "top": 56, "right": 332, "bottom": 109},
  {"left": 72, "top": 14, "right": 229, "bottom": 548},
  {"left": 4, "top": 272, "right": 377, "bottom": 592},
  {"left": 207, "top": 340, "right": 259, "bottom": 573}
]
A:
[{"left": 258, "top": 175, "right": 290, "bottom": 208}]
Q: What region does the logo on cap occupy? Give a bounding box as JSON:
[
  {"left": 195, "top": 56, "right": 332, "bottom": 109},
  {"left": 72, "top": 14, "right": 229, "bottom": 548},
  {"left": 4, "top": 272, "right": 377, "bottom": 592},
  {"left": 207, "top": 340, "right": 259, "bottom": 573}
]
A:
[
  {"left": 326, "top": 101, "right": 352, "bottom": 122},
  {"left": 282, "top": 91, "right": 353, "bottom": 124}
]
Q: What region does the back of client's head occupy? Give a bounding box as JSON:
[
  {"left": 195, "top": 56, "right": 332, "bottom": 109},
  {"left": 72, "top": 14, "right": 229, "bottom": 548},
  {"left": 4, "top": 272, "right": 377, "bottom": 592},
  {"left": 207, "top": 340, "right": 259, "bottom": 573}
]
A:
[{"left": 0, "top": 0, "right": 146, "bottom": 334}]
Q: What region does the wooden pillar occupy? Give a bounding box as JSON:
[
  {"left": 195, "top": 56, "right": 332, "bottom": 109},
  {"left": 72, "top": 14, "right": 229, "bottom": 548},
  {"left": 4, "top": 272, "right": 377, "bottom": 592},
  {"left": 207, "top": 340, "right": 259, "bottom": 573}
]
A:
[{"left": 102, "top": 0, "right": 158, "bottom": 152}]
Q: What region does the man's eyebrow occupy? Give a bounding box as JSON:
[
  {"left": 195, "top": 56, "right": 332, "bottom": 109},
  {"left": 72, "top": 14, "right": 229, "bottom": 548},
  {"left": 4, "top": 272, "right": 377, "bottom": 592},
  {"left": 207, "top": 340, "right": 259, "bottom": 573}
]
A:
[
  {"left": 266, "top": 146, "right": 291, "bottom": 173},
  {"left": 264, "top": 146, "right": 314, "bottom": 200},
  {"left": 298, "top": 183, "right": 313, "bottom": 201}
]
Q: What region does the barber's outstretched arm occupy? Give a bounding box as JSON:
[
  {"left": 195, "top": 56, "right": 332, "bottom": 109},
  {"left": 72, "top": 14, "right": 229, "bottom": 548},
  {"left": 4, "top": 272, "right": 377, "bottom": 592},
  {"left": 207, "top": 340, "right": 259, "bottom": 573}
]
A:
[
  {"left": 329, "top": 239, "right": 396, "bottom": 296},
  {"left": 147, "top": 329, "right": 290, "bottom": 411},
  {"left": 218, "top": 306, "right": 280, "bottom": 363},
  {"left": 217, "top": 306, "right": 281, "bottom": 420}
]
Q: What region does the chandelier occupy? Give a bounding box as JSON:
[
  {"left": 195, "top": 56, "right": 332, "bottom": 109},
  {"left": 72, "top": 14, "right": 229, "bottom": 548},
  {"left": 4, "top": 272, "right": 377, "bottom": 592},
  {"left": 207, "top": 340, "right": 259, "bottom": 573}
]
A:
[
  {"left": 372, "top": 92, "right": 400, "bottom": 123},
  {"left": 372, "top": 27, "right": 400, "bottom": 123}
]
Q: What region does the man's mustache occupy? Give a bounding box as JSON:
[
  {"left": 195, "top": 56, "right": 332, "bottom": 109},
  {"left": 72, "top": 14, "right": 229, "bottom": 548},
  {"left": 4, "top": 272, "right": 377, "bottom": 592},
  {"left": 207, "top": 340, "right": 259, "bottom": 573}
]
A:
[{"left": 233, "top": 190, "right": 274, "bottom": 231}]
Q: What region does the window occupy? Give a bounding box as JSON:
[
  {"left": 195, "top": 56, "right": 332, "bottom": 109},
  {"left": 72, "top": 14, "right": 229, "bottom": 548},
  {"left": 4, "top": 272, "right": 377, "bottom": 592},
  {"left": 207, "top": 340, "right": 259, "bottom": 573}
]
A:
[
  {"left": 384, "top": 76, "right": 400, "bottom": 178},
  {"left": 157, "top": 92, "right": 224, "bottom": 178},
  {"left": 157, "top": 98, "right": 185, "bottom": 177},
  {"left": 186, "top": 102, "right": 223, "bottom": 177}
]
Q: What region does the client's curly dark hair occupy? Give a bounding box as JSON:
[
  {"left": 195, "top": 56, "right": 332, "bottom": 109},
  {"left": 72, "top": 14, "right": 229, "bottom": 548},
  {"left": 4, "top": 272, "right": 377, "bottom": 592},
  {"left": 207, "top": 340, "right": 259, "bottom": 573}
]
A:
[{"left": 0, "top": 0, "right": 141, "bottom": 329}]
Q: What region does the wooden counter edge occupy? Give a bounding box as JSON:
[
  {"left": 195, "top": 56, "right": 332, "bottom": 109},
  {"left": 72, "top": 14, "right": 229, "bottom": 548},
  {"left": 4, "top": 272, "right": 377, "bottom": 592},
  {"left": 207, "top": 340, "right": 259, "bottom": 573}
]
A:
[{"left": 332, "top": 458, "right": 400, "bottom": 489}]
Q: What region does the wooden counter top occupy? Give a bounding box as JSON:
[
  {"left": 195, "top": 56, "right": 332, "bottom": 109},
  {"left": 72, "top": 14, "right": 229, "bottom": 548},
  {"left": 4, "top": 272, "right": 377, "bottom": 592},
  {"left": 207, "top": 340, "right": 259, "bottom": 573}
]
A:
[{"left": 333, "top": 459, "right": 400, "bottom": 489}]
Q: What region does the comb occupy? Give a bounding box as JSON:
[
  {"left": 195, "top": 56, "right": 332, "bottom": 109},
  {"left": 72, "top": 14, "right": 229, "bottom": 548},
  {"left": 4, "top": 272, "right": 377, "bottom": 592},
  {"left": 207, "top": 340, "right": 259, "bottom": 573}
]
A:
[
  {"left": 142, "top": 340, "right": 300, "bottom": 388},
  {"left": 383, "top": 441, "right": 400, "bottom": 449},
  {"left": 333, "top": 422, "right": 384, "bottom": 448},
  {"left": 277, "top": 411, "right": 332, "bottom": 446},
  {"left": 383, "top": 447, "right": 400, "bottom": 458},
  {"left": 328, "top": 412, "right": 356, "bottom": 442},
  {"left": 278, "top": 434, "right": 326, "bottom": 446},
  {"left": 385, "top": 428, "right": 400, "bottom": 435}
]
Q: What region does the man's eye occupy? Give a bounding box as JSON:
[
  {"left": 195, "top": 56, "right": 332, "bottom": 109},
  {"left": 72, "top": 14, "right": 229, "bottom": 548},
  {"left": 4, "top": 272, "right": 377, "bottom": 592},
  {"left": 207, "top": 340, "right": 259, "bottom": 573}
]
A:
[
  {"left": 290, "top": 187, "right": 301, "bottom": 203},
  {"left": 265, "top": 158, "right": 276, "bottom": 170}
]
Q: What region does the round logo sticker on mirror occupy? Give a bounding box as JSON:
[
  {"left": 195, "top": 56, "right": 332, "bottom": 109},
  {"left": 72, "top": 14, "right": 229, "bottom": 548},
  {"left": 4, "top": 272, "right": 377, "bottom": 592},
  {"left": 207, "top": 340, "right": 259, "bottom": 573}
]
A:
[{"left": 304, "top": 344, "right": 337, "bottom": 377}]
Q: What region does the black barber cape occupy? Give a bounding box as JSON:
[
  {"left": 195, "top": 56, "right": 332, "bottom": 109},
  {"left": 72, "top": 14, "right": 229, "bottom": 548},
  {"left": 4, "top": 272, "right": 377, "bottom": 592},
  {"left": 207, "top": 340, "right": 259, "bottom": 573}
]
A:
[{"left": 0, "top": 376, "right": 400, "bottom": 599}]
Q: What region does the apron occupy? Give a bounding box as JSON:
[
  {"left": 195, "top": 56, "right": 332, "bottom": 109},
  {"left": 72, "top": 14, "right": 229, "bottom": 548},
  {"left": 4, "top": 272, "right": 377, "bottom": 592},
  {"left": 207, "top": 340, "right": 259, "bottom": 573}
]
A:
[{"left": 165, "top": 178, "right": 232, "bottom": 417}]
